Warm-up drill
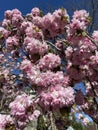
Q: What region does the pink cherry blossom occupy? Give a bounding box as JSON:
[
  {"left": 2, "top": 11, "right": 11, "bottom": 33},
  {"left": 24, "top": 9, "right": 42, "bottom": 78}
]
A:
[
  {"left": 38, "top": 53, "right": 61, "bottom": 70},
  {"left": 31, "top": 7, "right": 41, "bottom": 17},
  {"left": 39, "top": 85, "right": 75, "bottom": 111},
  {"left": 0, "top": 114, "right": 14, "bottom": 130}
]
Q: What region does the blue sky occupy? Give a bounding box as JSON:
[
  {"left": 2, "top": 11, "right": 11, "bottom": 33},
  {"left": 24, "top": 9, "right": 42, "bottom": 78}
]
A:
[
  {"left": 0, "top": 0, "right": 82, "bottom": 20},
  {"left": 0, "top": 0, "right": 68, "bottom": 20}
]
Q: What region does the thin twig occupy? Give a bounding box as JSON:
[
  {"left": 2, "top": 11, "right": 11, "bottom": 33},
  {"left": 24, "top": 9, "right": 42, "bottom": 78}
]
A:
[
  {"left": 86, "top": 34, "right": 98, "bottom": 47},
  {"left": 49, "top": 112, "right": 58, "bottom": 130},
  {"left": 85, "top": 31, "right": 98, "bottom": 47},
  {"left": 46, "top": 41, "right": 61, "bottom": 52},
  {"left": 86, "top": 76, "right": 98, "bottom": 109}
]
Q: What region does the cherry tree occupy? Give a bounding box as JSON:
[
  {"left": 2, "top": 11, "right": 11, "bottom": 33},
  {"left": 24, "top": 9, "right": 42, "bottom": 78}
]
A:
[{"left": 0, "top": 7, "right": 98, "bottom": 130}]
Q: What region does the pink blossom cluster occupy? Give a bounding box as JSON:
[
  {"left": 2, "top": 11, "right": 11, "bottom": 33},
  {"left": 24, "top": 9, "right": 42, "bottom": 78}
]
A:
[
  {"left": 20, "top": 20, "right": 43, "bottom": 39},
  {"left": 24, "top": 37, "right": 48, "bottom": 56},
  {"left": 65, "top": 30, "right": 98, "bottom": 85},
  {"left": 65, "top": 29, "right": 98, "bottom": 84},
  {"left": 38, "top": 53, "right": 61, "bottom": 70},
  {"left": 25, "top": 24, "right": 43, "bottom": 39},
  {"left": 9, "top": 94, "right": 33, "bottom": 120},
  {"left": 41, "top": 8, "right": 69, "bottom": 38},
  {"left": 0, "top": 68, "right": 9, "bottom": 81},
  {"left": 92, "top": 30, "right": 98, "bottom": 43},
  {"left": 0, "top": 7, "right": 98, "bottom": 128},
  {"left": 72, "top": 10, "right": 89, "bottom": 28},
  {"left": 31, "top": 7, "right": 41, "bottom": 17},
  {"left": 55, "top": 40, "right": 64, "bottom": 50},
  {"left": 67, "top": 10, "right": 90, "bottom": 45},
  {"left": 0, "top": 27, "right": 10, "bottom": 39},
  {"left": 31, "top": 8, "right": 69, "bottom": 38},
  {"left": 3, "top": 9, "right": 23, "bottom": 28},
  {"left": 64, "top": 16, "right": 98, "bottom": 123},
  {"left": 21, "top": 59, "right": 41, "bottom": 86},
  {"left": 37, "top": 71, "right": 69, "bottom": 88},
  {"left": 65, "top": 45, "right": 89, "bottom": 83},
  {"left": 9, "top": 93, "right": 40, "bottom": 129},
  {"left": 0, "top": 114, "right": 14, "bottom": 130},
  {"left": 39, "top": 85, "right": 75, "bottom": 111},
  {"left": 21, "top": 59, "right": 32, "bottom": 73},
  {"left": 6, "top": 36, "right": 19, "bottom": 51},
  {"left": 21, "top": 59, "right": 69, "bottom": 88},
  {"left": 25, "top": 65, "right": 41, "bottom": 86},
  {"left": 28, "top": 110, "right": 40, "bottom": 121},
  {"left": 0, "top": 54, "right": 4, "bottom": 63},
  {"left": 20, "top": 57, "right": 73, "bottom": 112},
  {"left": 21, "top": 58, "right": 73, "bottom": 112},
  {"left": 71, "top": 10, "right": 89, "bottom": 31}
]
